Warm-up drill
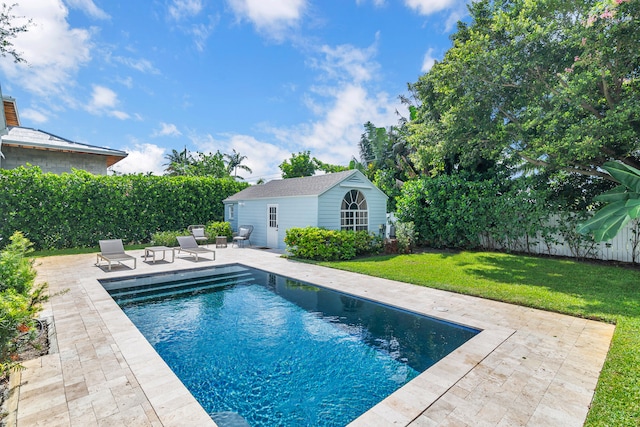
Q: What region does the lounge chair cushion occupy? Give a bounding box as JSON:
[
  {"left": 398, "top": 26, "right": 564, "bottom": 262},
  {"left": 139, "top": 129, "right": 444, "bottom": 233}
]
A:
[
  {"left": 238, "top": 227, "right": 249, "bottom": 237},
  {"left": 192, "top": 228, "right": 206, "bottom": 238}
]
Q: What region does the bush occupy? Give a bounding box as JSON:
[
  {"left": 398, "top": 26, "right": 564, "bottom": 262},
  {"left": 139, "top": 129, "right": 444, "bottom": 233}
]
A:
[
  {"left": 151, "top": 222, "right": 233, "bottom": 247},
  {"left": 352, "top": 230, "right": 384, "bottom": 256},
  {"left": 0, "top": 232, "right": 49, "bottom": 377},
  {"left": 396, "top": 222, "right": 416, "bottom": 253},
  {"left": 205, "top": 221, "right": 233, "bottom": 241},
  {"left": 151, "top": 230, "right": 186, "bottom": 247},
  {"left": 0, "top": 166, "right": 248, "bottom": 250},
  {"left": 396, "top": 174, "right": 556, "bottom": 251},
  {"left": 284, "top": 227, "right": 382, "bottom": 261}
]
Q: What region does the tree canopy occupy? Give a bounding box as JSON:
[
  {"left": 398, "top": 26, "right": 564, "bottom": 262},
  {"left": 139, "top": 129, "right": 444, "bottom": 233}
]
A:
[
  {"left": 279, "top": 151, "right": 347, "bottom": 178},
  {"left": 408, "top": 0, "right": 640, "bottom": 181},
  {"left": 163, "top": 148, "right": 250, "bottom": 179}
]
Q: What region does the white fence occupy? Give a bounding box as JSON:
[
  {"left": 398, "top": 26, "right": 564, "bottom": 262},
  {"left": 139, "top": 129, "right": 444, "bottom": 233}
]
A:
[
  {"left": 388, "top": 212, "right": 639, "bottom": 263},
  {"left": 478, "top": 215, "right": 640, "bottom": 263}
]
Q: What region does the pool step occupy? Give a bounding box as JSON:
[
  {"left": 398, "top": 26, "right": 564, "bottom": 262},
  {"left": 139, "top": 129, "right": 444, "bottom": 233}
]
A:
[
  {"left": 109, "top": 272, "right": 255, "bottom": 305},
  {"left": 210, "top": 412, "right": 251, "bottom": 427}
]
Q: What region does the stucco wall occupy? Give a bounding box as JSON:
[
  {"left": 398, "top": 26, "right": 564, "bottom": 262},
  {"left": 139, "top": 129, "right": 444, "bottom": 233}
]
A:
[{"left": 0, "top": 145, "right": 108, "bottom": 175}]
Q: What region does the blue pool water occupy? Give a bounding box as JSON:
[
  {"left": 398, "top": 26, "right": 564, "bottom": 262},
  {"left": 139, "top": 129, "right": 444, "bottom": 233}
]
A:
[{"left": 101, "top": 265, "right": 479, "bottom": 427}]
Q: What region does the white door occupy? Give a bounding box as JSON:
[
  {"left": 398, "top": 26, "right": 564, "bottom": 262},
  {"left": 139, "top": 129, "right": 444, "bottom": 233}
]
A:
[{"left": 267, "top": 204, "right": 278, "bottom": 248}]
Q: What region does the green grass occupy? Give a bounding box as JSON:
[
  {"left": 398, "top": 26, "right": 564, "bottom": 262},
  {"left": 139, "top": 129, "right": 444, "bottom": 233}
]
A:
[
  {"left": 32, "top": 244, "right": 147, "bottom": 258},
  {"left": 320, "top": 250, "right": 640, "bottom": 427}
]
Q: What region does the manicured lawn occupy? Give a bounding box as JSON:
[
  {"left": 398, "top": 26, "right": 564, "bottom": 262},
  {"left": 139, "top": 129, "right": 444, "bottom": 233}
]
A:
[
  {"left": 32, "top": 244, "right": 147, "bottom": 258},
  {"left": 320, "top": 250, "right": 640, "bottom": 427}
]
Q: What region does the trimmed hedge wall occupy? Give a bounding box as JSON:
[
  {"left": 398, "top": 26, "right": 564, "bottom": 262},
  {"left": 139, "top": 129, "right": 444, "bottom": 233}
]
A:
[
  {"left": 284, "top": 227, "right": 383, "bottom": 261},
  {"left": 0, "top": 166, "right": 248, "bottom": 250}
]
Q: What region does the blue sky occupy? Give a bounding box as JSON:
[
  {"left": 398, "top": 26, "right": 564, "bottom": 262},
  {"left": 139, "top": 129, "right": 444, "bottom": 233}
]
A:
[{"left": 0, "top": 0, "right": 469, "bottom": 182}]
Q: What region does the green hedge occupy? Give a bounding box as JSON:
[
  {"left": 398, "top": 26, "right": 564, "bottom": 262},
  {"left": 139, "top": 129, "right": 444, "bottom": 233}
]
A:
[
  {"left": 284, "top": 227, "right": 383, "bottom": 261},
  {"left": 0, "top": 232, "right": 49, "bottom": 377},
  {"left": 151, "top": 221, "right": 233, "bottom": 247},
  {"left": 0, "top": 167, "right": 248, "bottom": 250},
  {"left": 205, "top": 221, "right": 233, "bottom": 241},
  {"left": 395, "top": 174, "right": 597, "bottom": 255}
]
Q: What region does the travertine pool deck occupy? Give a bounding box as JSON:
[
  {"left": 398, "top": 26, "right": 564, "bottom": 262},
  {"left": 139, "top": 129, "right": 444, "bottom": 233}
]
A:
[{"left": 8, "top": 247, "right": 614, "bottom": 426}]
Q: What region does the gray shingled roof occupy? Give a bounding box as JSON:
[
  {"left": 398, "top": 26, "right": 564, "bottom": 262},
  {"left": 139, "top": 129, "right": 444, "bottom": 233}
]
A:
[{"left": 225, "top": 169, "right": 360, "bottom": 201}]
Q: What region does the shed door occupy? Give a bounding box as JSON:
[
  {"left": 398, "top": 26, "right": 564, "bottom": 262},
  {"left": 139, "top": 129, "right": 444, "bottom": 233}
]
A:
[{"left": 267, "top": 204, "right": 278, "bottom": 248}]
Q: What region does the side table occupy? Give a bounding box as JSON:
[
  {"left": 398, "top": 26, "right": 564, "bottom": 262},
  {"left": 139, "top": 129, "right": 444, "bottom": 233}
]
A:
[
  {"left": 144, "top": 246, "right": 175, "bottom": 263},
  {"left": 215, "top": 236, "right": 228, "bottom": 248}
]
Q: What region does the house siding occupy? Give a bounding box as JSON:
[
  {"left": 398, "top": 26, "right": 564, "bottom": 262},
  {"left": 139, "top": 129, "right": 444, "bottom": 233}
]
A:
[
  {"left": 234, "top": 196, "right": 318, "bottom": 249},
  {"left": 235, "top": 201, "right": 264, "bottom": 242},
  {"left": 276, "top": 196, "right": 318, "bottom": 249},
  {"left": 319, "top": 175, "right": 387, "bottom": 235}
]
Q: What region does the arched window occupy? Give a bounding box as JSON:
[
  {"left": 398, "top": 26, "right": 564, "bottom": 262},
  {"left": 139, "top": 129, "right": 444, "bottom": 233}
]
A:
[{"left": 340, "top": 190, "right": 368, "bottom": 231}]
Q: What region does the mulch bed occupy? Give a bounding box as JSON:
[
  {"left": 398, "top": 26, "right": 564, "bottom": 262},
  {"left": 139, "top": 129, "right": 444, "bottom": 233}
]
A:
[{"left": 0, "top": 320, "right": 50, "bottom": 426}]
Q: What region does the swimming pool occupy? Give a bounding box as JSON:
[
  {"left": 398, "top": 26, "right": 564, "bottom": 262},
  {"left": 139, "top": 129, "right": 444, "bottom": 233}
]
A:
[{"left": 101, "top": 264, "right": 479, "bottom": 426}]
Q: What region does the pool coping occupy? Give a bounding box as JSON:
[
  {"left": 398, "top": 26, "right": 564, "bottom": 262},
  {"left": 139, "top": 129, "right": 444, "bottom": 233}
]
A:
[{"left": 13, "top": 248, "right": 615, "bottom": 426}]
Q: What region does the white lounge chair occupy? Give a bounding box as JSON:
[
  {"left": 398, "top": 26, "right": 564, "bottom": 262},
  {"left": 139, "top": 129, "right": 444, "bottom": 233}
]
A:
[
  {"left": 96, "top": 239, "right": 137, "bottom": 271},
  {"left": 177, "top": 235, "right": 216, "bottom": 261}
]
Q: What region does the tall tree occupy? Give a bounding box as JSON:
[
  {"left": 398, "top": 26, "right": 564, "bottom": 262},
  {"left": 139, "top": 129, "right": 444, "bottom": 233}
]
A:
[
  {"left": 188, "top": 151, "right": 228, "bottom": 177},
  {"left": 278, "top": 151, "right": 346, "bottom": 178},
  {"left": 224, "top": 149, "right": 252, "bottom": 179},
  {"left": 315, "top": 158, "right": 348, "bottom": 174},
  {"left": 355, "top": 120, "right": 418, "bottom": 210},
  {"left": 279, "top": 151, "right": 318, "bottom": 178},
  {"left": 163, "top": 148, "right": 193, "bottom": 176},
  {"left": 408, "top": 0, "right": 640, "bottom": 181}
]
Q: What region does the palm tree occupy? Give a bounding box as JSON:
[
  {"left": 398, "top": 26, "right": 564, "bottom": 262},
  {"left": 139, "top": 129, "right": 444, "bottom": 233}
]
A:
[
  {"left": 224, "top": 149, "right": 252, "bottom": 179},
  {"left": 163, "top": 148, "right": 193, "bottom": 176}
]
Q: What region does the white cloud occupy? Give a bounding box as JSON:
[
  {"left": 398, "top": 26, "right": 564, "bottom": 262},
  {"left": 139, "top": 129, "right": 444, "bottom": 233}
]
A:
[
  {"left": 227, "top": 0, "right": 305, "bottom": 39},
  {"left": 404, "top": 0, "right": 468, "bottom": 29},
  {"left": 421, "top": 47, "right": 436, "bottom": 72},
  {"left": 88, "top": 85, "right": 117, "bottom": 110},
  {"left": 224, "top": 134, "right": 291, "bottom": 182},
  {"left": 190, "top": 132, "right": 289, "bottom": 182},
  {"left": 110, "top": 142, "right": 166, "bottom": 175},
  {"left": 113, "top": 56, "right": 160, "bottom": 74},
  {"left": 0, "top": 0, "right": 92, "bottom": 98},
  {"left": 20, "top": 108, "right": 49, "bottom": 124},
  {"left": 404, "top": 0, "right": 459, "bottom": 15},
  {"left": 86, "top": 85, "right": 130, "bottom": 119},
  {"left": 275, "top": 83, "right": 402, "bottom": 167},
  {"left": 117, "top": 76, "right": 134, "bottom": 89},
  {"left": 356, "top": 0, "right": 386, "bottom": 7},
  {"left": 168, "top": 0, "right": 203, "bottom": 21},
  {"left": 109, "top": 110, "right": 130, "bottom": 120},
  {"left": 166, "top": 1, "right": 217, "bottom": 52},
  {"left": 443, "top": 7, "right": 466, "bottom": 32},
  {"left": 65, "top": 0, "right": 110, "bottom": 20},
  {"left": 153, "top": 122, "right": 182, "bottom": 137},
  {"left": 313, "top": 43, "right": 378, "bottom": 84},
  {"left": 276, "top": 41, "right": 403, "bottom": 166},
  {"left": 190, "top": 17, "right": 219, "bottom": 52}
]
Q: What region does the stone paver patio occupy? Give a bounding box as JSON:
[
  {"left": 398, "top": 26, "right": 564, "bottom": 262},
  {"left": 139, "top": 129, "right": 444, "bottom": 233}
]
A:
[{"left": 6, "top": 247, "right": 614, "bottom": 426}]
